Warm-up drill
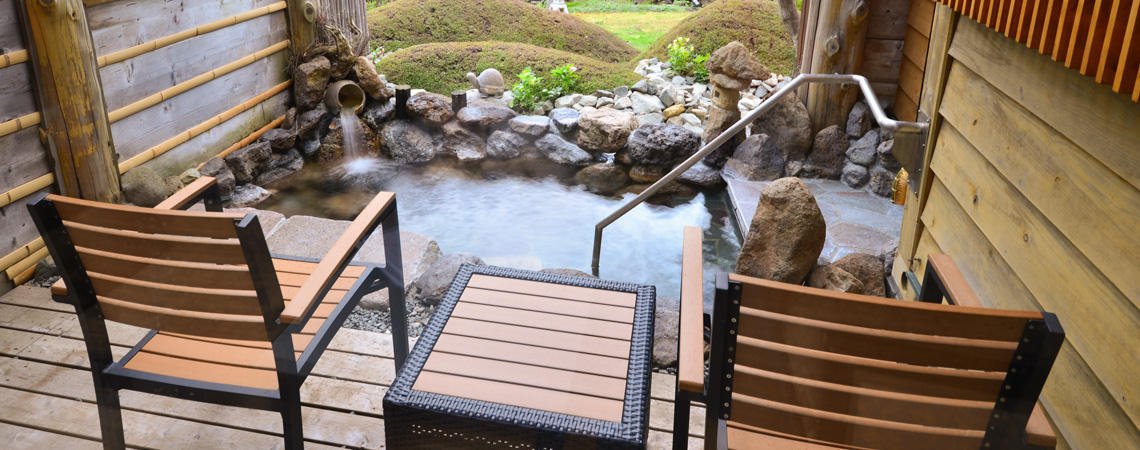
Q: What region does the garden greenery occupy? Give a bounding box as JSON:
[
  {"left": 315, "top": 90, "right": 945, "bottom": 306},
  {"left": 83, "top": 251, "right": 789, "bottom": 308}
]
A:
[
  {"left": 667, "top": 37, "right": 710, "bottom": 83},
  {"left": 510, "top": 64, "right": 580, "bottom": 113}
]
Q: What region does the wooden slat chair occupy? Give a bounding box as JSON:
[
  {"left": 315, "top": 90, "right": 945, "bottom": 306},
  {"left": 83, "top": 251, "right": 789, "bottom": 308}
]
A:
[
  {"left": 672, "top": 227, "right": 1064, "bottom": 450},
  {"left": 27, "top": 177, "right": 409, "bottom": 450}
]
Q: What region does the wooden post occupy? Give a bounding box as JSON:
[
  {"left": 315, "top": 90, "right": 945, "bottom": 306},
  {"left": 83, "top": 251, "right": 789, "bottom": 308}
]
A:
[
  {"left": 286, "top": 0, "right": 320, "bottom": 56},
  {"left": 805, "top": 0, "right": 869, "bottom": 134},
  {"left": 24, "top": 0, "right": 121, "bottom": 203},
  {"left": 451, "top": 90, "right": 467, "bottom": 113},
  {"left": 394, "top": 85, "right": 410, "bottom": 120}
]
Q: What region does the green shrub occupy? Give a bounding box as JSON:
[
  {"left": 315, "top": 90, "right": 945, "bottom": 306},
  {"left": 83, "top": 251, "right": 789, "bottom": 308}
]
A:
[
  {"left": 368, "top": 0, "right": 638, "bottom": 63},
  {"left": 547, "top": 64, "right": 580, "bottom": 98},
  {"left": 640, "top": 0, "right": 795, "bottom": 75},
  {"left": 510, "top": 67, "right": 548, "bottom": 113},
  {"left": 377, "top": 41, "right": 642, "bottom": 98}
]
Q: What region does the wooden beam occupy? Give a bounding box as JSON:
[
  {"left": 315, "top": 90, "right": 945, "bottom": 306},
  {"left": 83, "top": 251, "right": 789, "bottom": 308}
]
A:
[
  {"left": 806, "top": 0, "right": 871, "bottom": 134},
  {"left": 286, "top": 0, "right": 319, "bottom": 56},
  {"left": 24, "top": 0, "right": 120, "bottom": 203}
]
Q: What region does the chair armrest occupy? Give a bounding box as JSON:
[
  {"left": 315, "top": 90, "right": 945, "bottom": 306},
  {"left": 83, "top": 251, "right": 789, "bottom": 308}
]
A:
[
  {"left": 280, "top": 191, "right": 395, "bottom": 323},
  {"left": 155, "top": 176, "right": 222, "bottom": 211},
  {"left": 926, "top": 253, "right": 1057, "bottom": 448},
  {"left": 678, "top": 226, "right": 705, "bottom": 393}
]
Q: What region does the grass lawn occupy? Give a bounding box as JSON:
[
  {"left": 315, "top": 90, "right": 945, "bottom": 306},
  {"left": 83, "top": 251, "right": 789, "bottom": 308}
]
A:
[{"left": 572, "top": 11, "right": 692, "bottom": 52}]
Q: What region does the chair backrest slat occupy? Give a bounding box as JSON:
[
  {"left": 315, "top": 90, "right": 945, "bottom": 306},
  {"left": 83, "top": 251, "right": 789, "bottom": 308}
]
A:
[
  {"left": 731, "top": 273, "right": 1040, "bottom": 342},
  {"left": 729, "top": 394, "right": 984, "bottom": 450},
  {"left": 88, "top": 272, "right": 263, "bottom": 316},
  {"left": 735, "top": 337, "right": 1005, "bottom": 402},
  {"left": 97, "top": 296, "right": 269, "bottom": 341},
  {"left": 738, "top": 306, "right": 1018, "bottom": 372},
  {"left": 64, "top": 220, "right": 248, "bottom": 265},
  {"left": 52, "top": 195, "right": 244, "bottom": 238},
  {"left": 33, "top": 194, "right": 282, "bottom": 342},
  {"left": 732, "top": 366, "right": 993, "bottom": 431},
  {"left": 76, "top": 246, "right": 256, "bottom": 291}
]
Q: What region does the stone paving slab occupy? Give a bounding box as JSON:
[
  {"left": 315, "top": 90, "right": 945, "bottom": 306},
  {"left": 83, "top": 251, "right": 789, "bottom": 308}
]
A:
[{"left": 725, "top": 177, "right": 903, "bottom": 263}]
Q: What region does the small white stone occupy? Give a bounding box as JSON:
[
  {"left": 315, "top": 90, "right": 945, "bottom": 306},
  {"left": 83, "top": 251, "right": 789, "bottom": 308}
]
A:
[
  {"left": 596, "top": 97, "right": 615, "bottom": 108},
  {"left": 679, "top": 113, "right": 702, "bottom": 126},
  {"left": 672, "top": 76, "right": 686, "bottom": 85},
  {"left": 739, "top": 97, "right": 761, "bottom": 110},
  {"left": 410, "top": 89, "right": 427, "bottom": 96},
  {"left": 615, "top": 96, "right": 633, "bottom": 109},
  {"left": 578, "top": 95, "right": 598, "bottom": 107},
  {"left": 691, "top": 107, "right": 708, "bottom": 121},
  {"left": 764, "top": 74, "right": 779, "bottom": 87},
  {"left": 692, "top": 83, "right": 707, "bottom": 98},
  {"left": 555, "top": 94, "right": 582, "bottom": 109},
  {"left": 579, "top": 106, "right": 598, "bottom": 115}
]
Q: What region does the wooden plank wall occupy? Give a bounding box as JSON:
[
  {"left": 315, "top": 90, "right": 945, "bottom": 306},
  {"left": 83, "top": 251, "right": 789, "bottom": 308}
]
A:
[
  {"left": 0, "top": 0, "right": 56, "bottom": 294},
  {"left": 0, "top": 0, "right": 295, "bottom": 295},
  {"left": 902, "top": 15, "right": 1140, "bottom": 449},
  {"left": 861, "top": 0, "right": 910, "bottom": 106},
  {"left": 894, "top": 0, "right": 936, "bottom": 120},
  {"left": 934, "top": 0, "right": 1140, "bottom": 102},
  {"left": 88, "top": 0, "right": 292, "bottom": 176}
]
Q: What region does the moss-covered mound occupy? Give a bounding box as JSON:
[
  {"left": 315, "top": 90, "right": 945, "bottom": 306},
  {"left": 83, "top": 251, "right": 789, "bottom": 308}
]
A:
[
  {"left": 368, "top": 0, "right": 639, "bottom": 63},
  {"left": 377, "top": 41, "right": 642, "bottom": 96},
  {"left": 639, "top": 0, "right": 795, "bottom": 75}
]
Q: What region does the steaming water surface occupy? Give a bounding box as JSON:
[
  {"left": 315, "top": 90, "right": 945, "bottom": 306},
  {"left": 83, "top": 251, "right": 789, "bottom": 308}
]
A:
[{"left": 262, "top": 159, "right": 739, "bottom": 302}]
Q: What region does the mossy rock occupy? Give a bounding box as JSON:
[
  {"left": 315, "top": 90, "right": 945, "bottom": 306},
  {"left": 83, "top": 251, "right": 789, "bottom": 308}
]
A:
[
  {"left": 368, "top": 0, "right": 638, "bottom": 63},
  {"left": 639, "top": 0, "right": 795, "bottom": 75},
  {"left": 377, "top": 41, "right": 642, "bottom": 97}
]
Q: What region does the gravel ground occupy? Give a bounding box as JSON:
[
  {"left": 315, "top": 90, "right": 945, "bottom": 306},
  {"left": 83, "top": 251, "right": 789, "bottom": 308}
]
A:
[{"left": 343, "top": 301, "right": 437, "bottom": 337}]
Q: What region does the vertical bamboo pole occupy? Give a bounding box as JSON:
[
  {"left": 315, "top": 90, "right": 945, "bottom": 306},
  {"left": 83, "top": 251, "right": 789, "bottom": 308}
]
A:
[
  {"left": 287, "top": 0, "right": 320, "bottom": 56},
  {"left": 806, "top": 0, "right": 870, "bottom": 134},
  {"left": 25, "top": 0, "right": 121, "bottom": 203}
]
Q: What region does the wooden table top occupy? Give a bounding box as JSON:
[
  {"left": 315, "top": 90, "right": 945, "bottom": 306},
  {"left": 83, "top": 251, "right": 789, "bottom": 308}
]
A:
[{"left": 411, "top": 274, "right": 639, "bottom": 423}]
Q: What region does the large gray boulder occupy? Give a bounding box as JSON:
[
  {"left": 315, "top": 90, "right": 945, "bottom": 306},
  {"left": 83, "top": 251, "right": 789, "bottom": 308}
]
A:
[
  {"left": 807, "top": 263, "right": 864, "bottom": 294},
  {"left": 578, "top": 109, "right": 639, "bottom": 153},
  {"left": 254, "top": 148, "right": 304, "bottom": 186},
  {"left": 735, "top": 178, "right": 827, "bottom": 284},
  {"left": 724, "top": 134, "right": 784, "bottom": 180},
  {"left": 575, "top": 163, "right": 631, "bottom": 195},
  {"left": 293, "top": 56, "right": 330, "bottom": 111},
  {"left": 549, "top": 108, "right": 580, "bottom": 134},
  {"left": 358, "top": 231, "right": 442, "bottom": 311},
  {"left": 808, "top": 125, "right": 848, "bottom": 177},
  {"left": 229, "top": 184, "right": 271, "bottom": 208},
  {"left": 653, "top": 297, "right": 680, "bottom": 370},
  {"left": 407, "top": 254, "right": 484, "bottom": 307},
  {"left": 832, "top": 253, "right": 885, "bottom": 297},
  {"left": 441, "top": 120, "right": 486, "bottom": 162},
  {"left": 701, "top": 104, "right": 743, "bottom": 168},
  {"left": 678, "top": 161, "right": 726, "bottom": 188},
  {"left": 846, "top": 130, "right": 880, "bottom": 166},
  {"left": 361, "top": 100, "right": 395, "bottom": 131},
  {"left": 749, "top": 92, "right": 812, "bottom": 162},
  {"left": 626, "top": 123, "right": 700, "bottom": 168},
  {"left": 295, "top": 104, "right": 332, "bottom": 141},
  {"left": 407, "top": 95, "right": 454, "bottom": 126},
  {"left": 878, "top": 139, "right": 901, "bottom": 171},
  {"left": 224, "top": 142, "right": 272, "bottom": 184},
  {"left": 260, "top": 128, "right": 296, "bottom": 151},
  {"left": 456, "top": 104, "right": 516, "bottom": 129},
  {"left": 841, "top": 162, "right": 869, "bottom": 189},
  {"left": 868, "top": 166, "right": 896, "bottom": 197},
  {"left": 198, "top": 157, "right": 236, "bottom": 197},
  {"left": 509, "top": 115, "right": 550, "bottom": 136},
  {"left": 355, "top": 56, "right": 392, "bottom": 101},
  {"left": 535, "top": 134, "right": 591, "bottom": 165},
  {"left": 846, "top": 101, "right": 874, "bottom": 137},
  {"left": 380, "top": 120, "right": 437, "bottom": 163},
  {"left": 121, "top": 167, "right": 174, "bottom": 207},
  {"left": 486, "top": 130, "right": 527, "bottom": 159}
]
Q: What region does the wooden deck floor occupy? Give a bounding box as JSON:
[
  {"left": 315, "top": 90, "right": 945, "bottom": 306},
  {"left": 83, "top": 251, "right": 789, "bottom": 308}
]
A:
[{"left": 0, "top": 286, "right": 705, "bottom": 449}]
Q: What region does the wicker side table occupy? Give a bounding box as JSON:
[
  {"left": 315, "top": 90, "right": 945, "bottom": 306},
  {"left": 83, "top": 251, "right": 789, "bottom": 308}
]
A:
[{"left": 384, "top": 264, "right": 656, "bottom": 449}]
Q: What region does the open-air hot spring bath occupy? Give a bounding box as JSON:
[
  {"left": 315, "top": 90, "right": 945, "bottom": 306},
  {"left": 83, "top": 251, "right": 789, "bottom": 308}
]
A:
[{"left": 258, "top": 157, "right": 740, "bottom": 303}]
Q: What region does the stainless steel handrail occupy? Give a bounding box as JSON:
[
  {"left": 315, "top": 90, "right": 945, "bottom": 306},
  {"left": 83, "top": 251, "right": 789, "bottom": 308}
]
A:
[{"left": 590, "top": 73, "right": 927, "bottom": 275}]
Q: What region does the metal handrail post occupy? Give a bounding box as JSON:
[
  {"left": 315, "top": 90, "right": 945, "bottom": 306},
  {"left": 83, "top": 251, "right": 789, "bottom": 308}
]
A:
[{"left": 591, "top": 73, "right": 927, "bottom": 276}]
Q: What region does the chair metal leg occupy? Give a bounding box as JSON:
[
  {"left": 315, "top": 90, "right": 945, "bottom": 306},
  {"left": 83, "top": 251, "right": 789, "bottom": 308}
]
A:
[
  {"left": 280, "top": 393, "right": 305, "bottom": 450},
  {"left": 673, "top": 388, "right": 693, "bottom": 450},
  {"left": 95, "top": 384, "right": 125, "bottom": 450},
  {"left": 380, "top": 201, "right": 409, "bottom": 371}
]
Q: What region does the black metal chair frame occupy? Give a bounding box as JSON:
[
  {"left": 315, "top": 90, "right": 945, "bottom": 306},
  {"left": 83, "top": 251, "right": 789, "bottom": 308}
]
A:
[
  {"left": 673, "top": 262, "right": 1065, "bottom": 450},
  {"left": 27, "top": 182, "right": 410, "bottom": 450}
]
